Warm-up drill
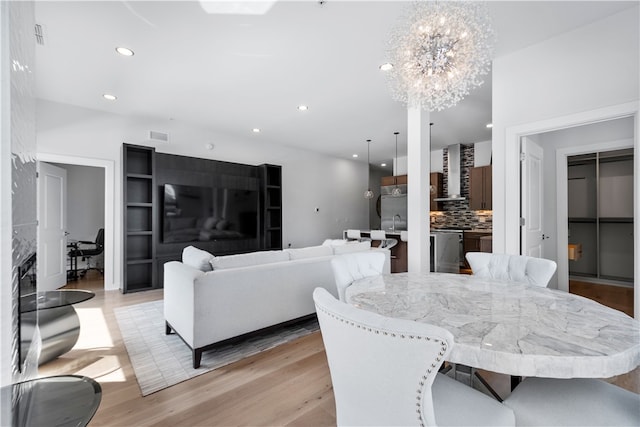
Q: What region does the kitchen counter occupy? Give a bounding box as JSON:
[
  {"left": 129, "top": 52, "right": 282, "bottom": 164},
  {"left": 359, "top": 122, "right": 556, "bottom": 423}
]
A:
[
  {"left": 344, "top": 230, "right": 407, "bottom": 273},
  {"left": 348, "top": 230, "right": 405, "bottom": 237},
  {"left": 430, "top": 228, "right": 492, "bottom": 234}
]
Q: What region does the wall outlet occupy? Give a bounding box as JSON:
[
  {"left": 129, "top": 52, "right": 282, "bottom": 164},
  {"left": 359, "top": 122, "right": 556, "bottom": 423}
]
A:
[{"left": 478, "top": 216, "right": 486, "bottom": 223}]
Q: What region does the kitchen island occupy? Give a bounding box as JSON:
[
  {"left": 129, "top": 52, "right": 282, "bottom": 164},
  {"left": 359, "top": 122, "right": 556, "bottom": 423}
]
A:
[{"left": 343, "top": 230, "right": 407, "bottom": 273}]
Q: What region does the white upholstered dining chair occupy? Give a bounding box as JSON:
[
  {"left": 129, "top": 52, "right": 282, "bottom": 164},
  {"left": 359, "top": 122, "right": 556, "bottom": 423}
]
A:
[
  {"left": 313, "top": 287, "right": 516, "bottom": 427},
  {"left": 461, "top": 252, "right": 558, "bottom": 399},
  {"left": 465, "top": 252, "right": 557, "bottom": 287},
  {"left": 504, "top": 377, "right": 640, "bottom": 426},
  {"left": 330, "top": 252, "right": 386, "bottom": 302}
]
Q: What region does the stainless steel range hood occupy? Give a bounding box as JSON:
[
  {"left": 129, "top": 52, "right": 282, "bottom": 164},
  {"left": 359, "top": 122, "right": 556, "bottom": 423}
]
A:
[{"left": 433, "top": 144, "right": 466, "bottom": 202}]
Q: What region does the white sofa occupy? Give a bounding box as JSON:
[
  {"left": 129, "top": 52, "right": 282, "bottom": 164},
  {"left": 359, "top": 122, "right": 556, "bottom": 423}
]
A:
[{"left": 164, "top": 241, "right": 390, "bottom": 368}]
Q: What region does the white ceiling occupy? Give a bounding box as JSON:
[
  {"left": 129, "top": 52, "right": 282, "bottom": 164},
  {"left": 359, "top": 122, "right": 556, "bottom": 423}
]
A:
[{"left": 34, "top": 1, "right": 637, "bottom": 167}]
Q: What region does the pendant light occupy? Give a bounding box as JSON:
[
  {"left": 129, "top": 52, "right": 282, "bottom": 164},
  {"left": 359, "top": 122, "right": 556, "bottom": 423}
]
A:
[
  {"left": 391, "top": 132, "right": 402, "bottom": 197},
  {"left": 364, "top": 139, "right": 374, "bottom": 199}
]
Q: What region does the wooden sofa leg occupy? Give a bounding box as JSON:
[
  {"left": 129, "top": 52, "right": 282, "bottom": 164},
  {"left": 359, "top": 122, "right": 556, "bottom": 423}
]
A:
[
  {"left": 193, "top": 349, "right": 203, "bottom": 369},
  {"left": 165, "top": 322, "right": 172, "bottom": 335}
]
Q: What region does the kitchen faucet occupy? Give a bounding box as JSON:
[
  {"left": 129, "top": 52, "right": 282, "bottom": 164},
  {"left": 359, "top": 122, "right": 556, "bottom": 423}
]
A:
[{"left": 392, "top": 214, "right": 401, "bottom": 231}]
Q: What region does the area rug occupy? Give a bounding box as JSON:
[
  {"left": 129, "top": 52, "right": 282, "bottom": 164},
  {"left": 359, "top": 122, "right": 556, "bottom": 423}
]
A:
[{"left": 114, "top": 300, "right": 319, "bottom": 396}]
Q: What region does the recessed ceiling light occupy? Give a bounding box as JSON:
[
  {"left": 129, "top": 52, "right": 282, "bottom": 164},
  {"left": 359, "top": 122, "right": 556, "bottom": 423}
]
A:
[
  {"left": 379, "top": 63, "right": 394, "bottom": 71},
  {"left": 381, "top": 163, "right": 387, "bottom": 167},
  {"left": 352, "top": 154, "right": 358, "bottom": 158},
  {"left": 486, "top": 123, "right": 493, "bottom": 128},
  {"left": 297, "top": 105, "right": 308, "bottom": 111},
  {"left": 252, "top": 128, "right": 261, "bottom": 133},
  {"left": 115, "top": 46, "right": 134, "bottom": 57},
  {"left": 102, "top": 93, "right": 117, "bottom": 101}
]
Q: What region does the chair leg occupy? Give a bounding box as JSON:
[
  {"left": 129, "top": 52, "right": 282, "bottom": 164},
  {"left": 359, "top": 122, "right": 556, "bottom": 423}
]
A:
[{"left": 474, "top": 370, "right": 504, "bottom": 402}]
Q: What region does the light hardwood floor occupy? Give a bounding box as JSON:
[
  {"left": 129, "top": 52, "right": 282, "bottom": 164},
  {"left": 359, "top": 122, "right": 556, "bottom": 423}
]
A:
[{"left": 39, "top": 271, "right": 638, "bottom": 426}]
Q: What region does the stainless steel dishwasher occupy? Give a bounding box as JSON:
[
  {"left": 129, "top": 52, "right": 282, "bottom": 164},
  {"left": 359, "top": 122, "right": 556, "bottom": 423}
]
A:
[{"left": 429, "top": 229, "right": 463, "bottom": 273}]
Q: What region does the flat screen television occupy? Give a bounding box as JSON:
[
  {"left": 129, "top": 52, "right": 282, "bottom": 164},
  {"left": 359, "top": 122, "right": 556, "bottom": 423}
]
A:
[{"left": 163, "top": 183, "right": 259, "bottom": 243}]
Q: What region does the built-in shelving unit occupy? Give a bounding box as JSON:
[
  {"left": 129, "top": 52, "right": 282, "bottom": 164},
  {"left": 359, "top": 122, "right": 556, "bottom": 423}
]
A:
[
  {"left": 260, "top": 164, "right": 282, "bottom": 250},
  {"left": 568, "top": 149, "right": 633, "bottom": 283},
  {"left": 123, "top": 144, "right": 157, "bottom": 293}
]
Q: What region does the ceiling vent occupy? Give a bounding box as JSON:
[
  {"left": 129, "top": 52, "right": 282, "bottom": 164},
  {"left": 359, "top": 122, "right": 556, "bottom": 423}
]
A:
[
  {"left": 149, "top": 130, "right": 169, "bottom": 142},
  {"left": 34, "top": 24, "right": 45, "bottom": 45}
]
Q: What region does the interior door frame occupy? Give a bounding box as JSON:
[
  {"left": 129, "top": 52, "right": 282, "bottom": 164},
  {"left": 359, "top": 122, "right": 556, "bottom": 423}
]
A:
[
  {"left": 503, "top": 101, "right": 639, "bottom": 318},
  {"left": 36, "top": 153, "right": 116, "bottom": 291}
]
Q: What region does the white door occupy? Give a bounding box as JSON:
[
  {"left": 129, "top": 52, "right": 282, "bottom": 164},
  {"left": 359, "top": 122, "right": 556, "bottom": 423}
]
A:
[
  {"left": 521, "top": 137, "right": 544, "bottom": 257},
  {"left": 37, "top": 162, "right": 67, "bottom": 291}
]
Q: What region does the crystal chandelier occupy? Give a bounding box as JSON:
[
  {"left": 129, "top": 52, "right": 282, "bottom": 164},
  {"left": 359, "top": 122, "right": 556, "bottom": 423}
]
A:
[
  {"left": 386, "top": 1, "right": 495, "bottom": 111},
  {"left": 364, "top": 139, "right": 374, "bottom": 199},
  {"left": 391, "top": 132, "right": 402, "bottom": 197}
]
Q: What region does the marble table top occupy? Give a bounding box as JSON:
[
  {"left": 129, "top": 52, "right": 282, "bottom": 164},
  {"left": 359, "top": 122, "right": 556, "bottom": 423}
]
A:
[{"left": 345, "top": 272, "right": 640, "bottom": 379}]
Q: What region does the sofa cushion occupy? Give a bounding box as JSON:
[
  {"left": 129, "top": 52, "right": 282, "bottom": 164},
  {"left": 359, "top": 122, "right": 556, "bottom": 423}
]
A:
[
  {"left": 322, "top": 239, "right": 348, "bottom": 246},
  {"left": 210, "top": 250, "right": 290, "bottom": 270},
  {"left": 182, "top": 245, "right": 214, "bottom": 272},
  {"left": 285, "top": 245, "right": 333, "bottom": 260},
  {"left": 332, "top": 240, "right": 371, "bottom": 255}
]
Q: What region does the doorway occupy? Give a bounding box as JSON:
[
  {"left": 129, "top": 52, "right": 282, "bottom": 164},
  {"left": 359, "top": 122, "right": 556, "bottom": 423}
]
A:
[
  {"left": 37, "top": 153, "right": 115, "bottom": 291},
  {"left": 53, "top": 162, "right": 105, "bottom": 282},
  {"left": 506, "top": 102, "right": 638, "bottom": 318},
  {"left": 567, "top": 149, "right": 633, "bottom": 284}
]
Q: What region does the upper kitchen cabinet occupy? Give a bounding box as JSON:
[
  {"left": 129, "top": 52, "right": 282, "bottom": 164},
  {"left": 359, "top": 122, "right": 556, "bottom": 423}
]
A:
[
  {"left": 430, "top": 172, "right": 443, "bottom": 211},
  {"left": 469, "top": 166, "right": 492, "bottom": 210},
  {"left": 381, "top": 174, "right": 407, "bottom": 186}
]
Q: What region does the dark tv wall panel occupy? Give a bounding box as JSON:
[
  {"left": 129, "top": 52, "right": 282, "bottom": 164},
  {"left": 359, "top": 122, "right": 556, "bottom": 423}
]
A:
[
  {"left": 155, "top": 153, "right": 269, "bottom": 287},
  {"left": 122, "top": 148, "right": 282, "bottom": 290}
]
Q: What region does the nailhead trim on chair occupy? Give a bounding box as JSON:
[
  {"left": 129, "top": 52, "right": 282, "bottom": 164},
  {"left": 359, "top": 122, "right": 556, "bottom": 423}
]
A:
[{"left": 317, "top": 306, "right": 448, "bottom": 427}]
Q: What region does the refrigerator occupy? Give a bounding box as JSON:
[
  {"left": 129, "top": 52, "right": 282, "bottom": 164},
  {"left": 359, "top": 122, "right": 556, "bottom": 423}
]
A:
[{"left": 380, "top": 184, "right": 407, "bottom": 231}]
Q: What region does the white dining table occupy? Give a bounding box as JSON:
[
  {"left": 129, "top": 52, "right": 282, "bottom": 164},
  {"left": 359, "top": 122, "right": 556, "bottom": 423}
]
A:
[{"left": 345, "top": 272, "right": 640, "bottom": 379}]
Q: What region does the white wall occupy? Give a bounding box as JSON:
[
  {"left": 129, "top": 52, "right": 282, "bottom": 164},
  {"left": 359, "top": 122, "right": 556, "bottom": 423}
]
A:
[
  {"left": 36, "top": 100, "right": 369, "bottom": 289},
  {"left": 52, "top": 163, "right": 105, "bottom": 242},
  {"left": 492, "top": 7, "right": 639, "bottom": 254}
]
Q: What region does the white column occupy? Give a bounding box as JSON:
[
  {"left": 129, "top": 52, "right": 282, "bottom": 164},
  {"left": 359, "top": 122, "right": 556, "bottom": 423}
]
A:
[{"left": 407, "top": 105, "right": 430, "bottom": 273}]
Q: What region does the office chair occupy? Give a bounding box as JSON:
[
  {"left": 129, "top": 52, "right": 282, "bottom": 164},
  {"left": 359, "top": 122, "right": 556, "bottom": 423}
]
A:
[{"left": 68, "top": 228, "right": 104, "bottom": 277}]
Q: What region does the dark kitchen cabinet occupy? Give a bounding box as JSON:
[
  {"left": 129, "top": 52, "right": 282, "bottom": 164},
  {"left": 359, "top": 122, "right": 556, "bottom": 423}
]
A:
[
  {"left": 463, "top": 231, "right": 492, "bottom": 269},
  {"left": 381, "top": 174, "right": 407, "bottom": 187},
  {"left": 469, "top": 166, "right": 492, "bottom": 210},
  {"left": 430, "top": 172, "right": 443, "bottom": 211}
]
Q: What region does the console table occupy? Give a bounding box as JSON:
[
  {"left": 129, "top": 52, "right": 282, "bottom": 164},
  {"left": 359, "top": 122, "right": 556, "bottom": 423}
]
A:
[
  {"left": 20, "top": 290, "right": 95, "bottom": 364},
  {"left": 1, "top": 375, "right": 101, "bottom": 427}
]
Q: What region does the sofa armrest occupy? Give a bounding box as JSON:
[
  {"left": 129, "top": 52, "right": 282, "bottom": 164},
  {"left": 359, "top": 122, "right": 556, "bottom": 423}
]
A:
[{"left": 164, "top": 261, "right": 204, "bottom": 347}]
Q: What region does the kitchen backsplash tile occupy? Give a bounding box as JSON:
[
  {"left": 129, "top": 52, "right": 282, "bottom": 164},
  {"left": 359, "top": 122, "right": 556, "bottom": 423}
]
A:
[{"left": 431, "top": 144, "right": 493, "bottom": 231}]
